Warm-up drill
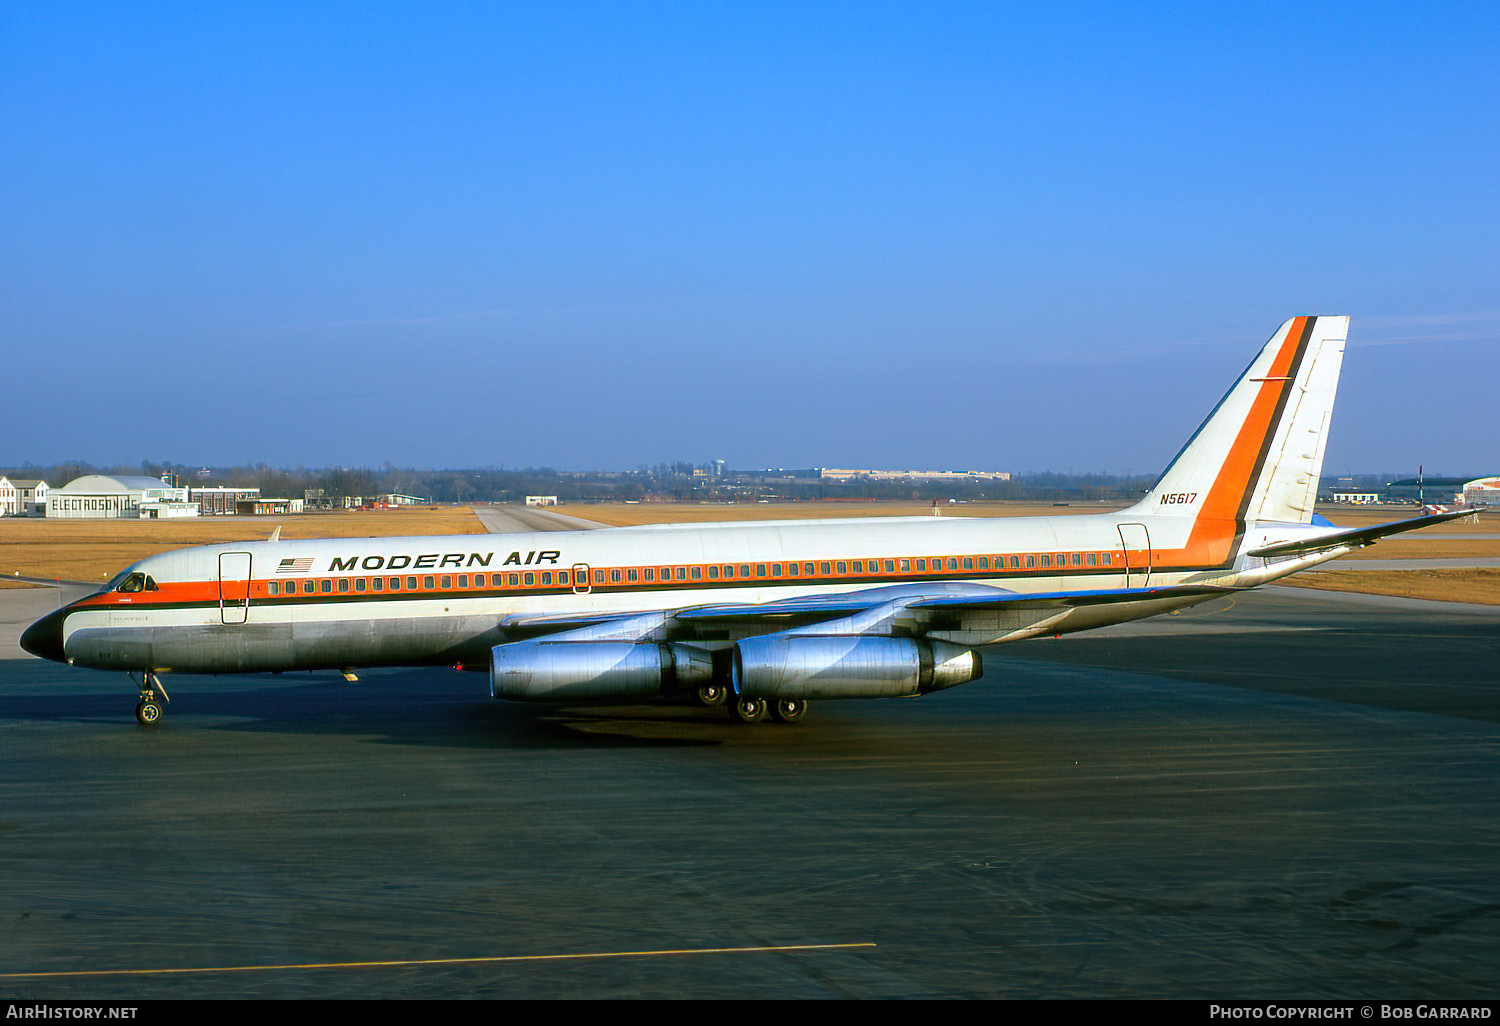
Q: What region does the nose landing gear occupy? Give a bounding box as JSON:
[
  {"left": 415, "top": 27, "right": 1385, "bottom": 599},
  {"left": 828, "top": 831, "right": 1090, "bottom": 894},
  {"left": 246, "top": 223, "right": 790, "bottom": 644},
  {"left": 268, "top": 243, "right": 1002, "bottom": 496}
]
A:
[{"left": 130, "top": 672, "right": 169, "bottom": 725}]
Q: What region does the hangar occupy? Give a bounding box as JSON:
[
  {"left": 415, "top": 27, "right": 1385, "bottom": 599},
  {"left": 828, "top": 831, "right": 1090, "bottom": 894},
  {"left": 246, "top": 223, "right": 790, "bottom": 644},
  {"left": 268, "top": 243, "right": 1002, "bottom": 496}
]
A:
[
  {"left": 1462, "top": 477, "right": 1500, "bottom": 506},
  {"left": 46, "top": 475, "right": 193, "bottom": 519}
]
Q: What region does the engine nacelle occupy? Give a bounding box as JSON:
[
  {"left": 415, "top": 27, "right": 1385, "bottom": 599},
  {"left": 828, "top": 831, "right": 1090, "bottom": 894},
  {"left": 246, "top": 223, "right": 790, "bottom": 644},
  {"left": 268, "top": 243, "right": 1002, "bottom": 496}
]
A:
[
  {"left": 490, "top": 641, "right": 715, "bottom": 702},
  {"left": 733, "top": 635, "right": 981, "bottom": 700}
]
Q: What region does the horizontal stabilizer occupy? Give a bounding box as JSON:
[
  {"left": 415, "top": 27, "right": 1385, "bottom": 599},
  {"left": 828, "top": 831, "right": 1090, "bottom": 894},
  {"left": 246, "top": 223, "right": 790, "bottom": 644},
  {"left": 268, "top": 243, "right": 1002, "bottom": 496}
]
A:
[{"left": 1247, "top": 508, "right": 1476, "bottom": 558}]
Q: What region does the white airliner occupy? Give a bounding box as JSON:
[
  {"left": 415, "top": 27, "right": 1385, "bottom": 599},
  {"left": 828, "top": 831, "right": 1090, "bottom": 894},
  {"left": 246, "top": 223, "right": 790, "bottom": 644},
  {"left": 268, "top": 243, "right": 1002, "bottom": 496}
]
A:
[{"left": 22, "top": 316, "right": 1469, "bottom": 725}]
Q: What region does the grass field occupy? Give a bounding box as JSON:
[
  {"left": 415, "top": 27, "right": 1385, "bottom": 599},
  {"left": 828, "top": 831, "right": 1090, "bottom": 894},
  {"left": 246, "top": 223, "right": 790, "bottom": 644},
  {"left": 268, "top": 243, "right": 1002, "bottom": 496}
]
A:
[
  {"left": 0, "top": 508, "right": 484, "bottom": 583},
  {"left": 1280, "top": 569, "right": 1500, "bottom": 605},
  {"left": 576, "top": 499, "right": 1129, "bottom": 526}
]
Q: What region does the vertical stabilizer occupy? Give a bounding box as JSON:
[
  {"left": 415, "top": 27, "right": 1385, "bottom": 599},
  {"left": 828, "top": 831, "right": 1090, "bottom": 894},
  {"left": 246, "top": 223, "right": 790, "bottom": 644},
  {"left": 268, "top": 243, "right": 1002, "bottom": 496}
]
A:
[{"left": 1136, "top": 316, "right": 1347, "bottom": 526}]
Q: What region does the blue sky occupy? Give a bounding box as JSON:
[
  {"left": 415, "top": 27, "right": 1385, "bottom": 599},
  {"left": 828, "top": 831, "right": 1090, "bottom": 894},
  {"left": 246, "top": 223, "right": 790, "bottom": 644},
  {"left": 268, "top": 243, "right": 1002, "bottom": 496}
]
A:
[{"left": 4, "top": 2, "right": 1497, "bottom": 476}]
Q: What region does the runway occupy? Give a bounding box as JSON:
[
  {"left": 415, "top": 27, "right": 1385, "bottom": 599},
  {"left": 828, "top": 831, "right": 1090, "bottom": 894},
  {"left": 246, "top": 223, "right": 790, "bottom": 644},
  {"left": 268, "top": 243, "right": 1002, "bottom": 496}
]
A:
[
  {"left": 1, "top": 584, "right": 1497, "bottom": 998},
  {"left": 473, "top": 505, "right": 608, "bottom": 533}
]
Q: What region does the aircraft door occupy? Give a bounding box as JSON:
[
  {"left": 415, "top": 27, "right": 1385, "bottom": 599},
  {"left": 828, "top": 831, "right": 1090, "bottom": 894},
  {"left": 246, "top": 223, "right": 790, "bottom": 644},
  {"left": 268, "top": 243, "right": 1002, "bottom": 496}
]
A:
[
  {"left": 219, "top": 551, "right": 252, "bottom": 624},
  {"left": 572, "top": 563, "right": 591, "bottom": 595},
  {"left": 1117, "top": 524, "right": 1151, "bottom": 588}
]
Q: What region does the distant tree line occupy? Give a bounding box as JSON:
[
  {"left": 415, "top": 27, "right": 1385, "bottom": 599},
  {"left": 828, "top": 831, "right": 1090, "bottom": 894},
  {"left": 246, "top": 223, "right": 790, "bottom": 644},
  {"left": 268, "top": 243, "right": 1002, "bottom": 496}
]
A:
[{"left": 0, "top": 459, "right": 1158, "bottom": 504}]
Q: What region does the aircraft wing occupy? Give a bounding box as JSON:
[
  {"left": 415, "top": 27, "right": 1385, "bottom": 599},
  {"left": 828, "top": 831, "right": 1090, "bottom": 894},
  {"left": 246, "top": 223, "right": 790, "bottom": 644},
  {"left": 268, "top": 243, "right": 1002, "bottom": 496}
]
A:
[
  {"left": 1247, "top": 507, "right": 1477, "bottom": 559},
  {"left": 500, "top": 580, "right": 1238, "bottom": 644},
  {"left": 488, "top": 580, "right": 1242, "bottom": 704}
]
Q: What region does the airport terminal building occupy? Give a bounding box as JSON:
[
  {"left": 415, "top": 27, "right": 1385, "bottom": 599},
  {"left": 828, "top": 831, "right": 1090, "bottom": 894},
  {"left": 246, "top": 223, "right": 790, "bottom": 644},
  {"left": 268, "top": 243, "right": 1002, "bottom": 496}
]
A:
[{"left": 46, "top": 475, "right": 194, "bottom": 519}]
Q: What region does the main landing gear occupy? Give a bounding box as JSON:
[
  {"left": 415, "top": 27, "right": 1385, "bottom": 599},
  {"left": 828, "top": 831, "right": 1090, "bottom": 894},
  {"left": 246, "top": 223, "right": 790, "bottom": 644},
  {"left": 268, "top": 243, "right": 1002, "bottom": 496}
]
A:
[
  {"left": 724, "top": 695, "right": 808, "bottom": 725},
  {"left": 130, "top": 672, "right": 169, "bottom": 725},
  {"left": 692, "top": 684, "right": 808, "bottom": 724}
]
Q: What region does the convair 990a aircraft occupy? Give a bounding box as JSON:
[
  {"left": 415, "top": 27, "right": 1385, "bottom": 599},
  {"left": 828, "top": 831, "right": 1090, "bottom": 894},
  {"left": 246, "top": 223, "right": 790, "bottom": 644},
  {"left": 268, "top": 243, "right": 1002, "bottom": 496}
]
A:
[{"left": 22, "top": 316, "right": 1469, "bottom": 725}]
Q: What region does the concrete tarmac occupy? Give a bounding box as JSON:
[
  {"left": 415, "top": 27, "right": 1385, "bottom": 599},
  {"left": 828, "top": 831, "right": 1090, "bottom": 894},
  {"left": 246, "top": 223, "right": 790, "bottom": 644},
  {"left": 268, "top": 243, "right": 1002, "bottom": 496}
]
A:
[
  {"left": 0, "top": 585, "right": 1497, "bottom": 999},
  {"left": 473, "top": 506, "right": 608, "bottom": 533}
]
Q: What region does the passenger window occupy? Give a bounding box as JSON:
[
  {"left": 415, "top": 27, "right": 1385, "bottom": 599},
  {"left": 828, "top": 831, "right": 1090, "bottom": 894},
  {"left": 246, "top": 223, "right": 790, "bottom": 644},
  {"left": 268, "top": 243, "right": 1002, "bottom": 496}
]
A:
[
  {"left": 644, "top": 569, "right": 655, "bottom": 582},
  {"left": 1071, "top": 553, "right": 1081, "bottom": 566},
  {"left": 787, "top": 563, "right": 798, "bottom": 576},
  {"left": 540, "top": 572, "right": 551, "bottom": 585},
  {"left": 709, "top": 566, "right": 719, "bottom": 580},
  {"left": 1025, "top": 555, "right": 1035, "bottom": 568},
  {"left": 899, "top": 559, "right": 910, "bottom": 572},
  {"left": 423, "top": 576, "right": 435, "bottom": 589},
  {"left": 756, "top": 565, "right": 766, "bottom": 577},
  {"left": 820, "top": 562, "right": 830, "bottom": 575},
  {"left": 356, "top": 579, "right": 366, "bottom": 592},
  {"left": 595, "top": 570, "right": 606, "bottom": 584},
  {"left": 948, "top": 558, "right": 958, "bottom": 570},
  {"left": 508, "top": 573, "right": 519, "bottom": 586},
  {"left": 373, "top": 578, "right": 384, "bottom": 592},
  {"left": 852, "top": 561, "right": 862, "bottom": 573},
  {"left": 339, "top": 579, "right": 350, "bottom": 592},
  {"left": 771, "top": 564, "right": 782, "bottom": 577},
  {"left": 458, "top": 574, "right": 468, "bottom": 587},
  {"left": 675, "top": 567, "right": 686, "bottom": 580},
  {"left": 1102, "top": 553, "right": 1111, "bottom": 565},
  {"left": 267, "top": 581, "right": 279, "bottom": 596},
  {"left": 304, "top": 580, "right": 316, "bottom": 594},
  {"left": 978, "top": 557, "right": 988, "bottom": 569},
  {"left": 722, "top": 565, "right": 733, "bottom": 578},
  {"left": 739, "top": 565, "right": 750, "bottom": 577},
  {"left": 627, "top": 569, "right": 638, "bottom": 582},
  {"left": 611, "top": 569, "right": 622, "bottom": 583},
  {"left": 524, "top": 573, "right": 534, "bottom": 586},
  {"left": 963, "top": 558, "right": 972, "bottom": 570},
  {"left": 440, "top": 576, "right": 451, "bottom": 589},
  {"left": 915, "top": 559, "right": 926, "bottom": 571},
  {"left": 885, "top": 560, "right": 895, "bottom": 572},
  {"left": 1040, "top": 555, "right": 1051, "bottom": 568},
  {"left": 408, "top": 577, "right": 419, "bottom": 590},
  {"left": 836, "top": 561, "right": 846, "bottom": 574},
  {"left": 1086, "top": 553, "right": 1096, "bottom": 566},
  {"left": 473, "top": 574, "right": 483, "bottom": 587},
  {"left": 1010, "top": 556, "right": 1020, "bottom": 569}
]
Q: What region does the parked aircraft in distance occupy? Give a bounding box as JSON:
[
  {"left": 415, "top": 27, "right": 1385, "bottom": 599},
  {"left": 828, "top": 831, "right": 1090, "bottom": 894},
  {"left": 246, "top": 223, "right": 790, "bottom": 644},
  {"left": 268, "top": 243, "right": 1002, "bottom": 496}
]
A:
[{"left": 22, "top": 316, "right": 1471, "bottom": 725}]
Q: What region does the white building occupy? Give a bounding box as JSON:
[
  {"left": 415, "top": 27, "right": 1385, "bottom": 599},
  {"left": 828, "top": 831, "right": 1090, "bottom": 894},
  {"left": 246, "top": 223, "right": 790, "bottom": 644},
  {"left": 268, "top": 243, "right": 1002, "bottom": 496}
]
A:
[
  {"left": 47, "top": 475, "right": 193, "bottom": 519},
  {"left": 0, "top": 477, "right": 50, "bottom": 515},
  {"left": 1461, "top": 477, "right": 1500, "bottom": 506},
  {"left": 526, "top": 495, "right": 559, "bottom": 507},
  {"left": 0, "top": 480, "right": 48, "bottom": 516},
  {"left": 818, "top": 469, "right": 1012, "bottom": 483}
]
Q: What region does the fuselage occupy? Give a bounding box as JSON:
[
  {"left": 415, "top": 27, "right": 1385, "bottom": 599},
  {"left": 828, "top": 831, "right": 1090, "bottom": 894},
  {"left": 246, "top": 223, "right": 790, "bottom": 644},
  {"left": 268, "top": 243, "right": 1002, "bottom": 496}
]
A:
[{"left": 21, "top": 508, "right": 1346, "bottom": 676}]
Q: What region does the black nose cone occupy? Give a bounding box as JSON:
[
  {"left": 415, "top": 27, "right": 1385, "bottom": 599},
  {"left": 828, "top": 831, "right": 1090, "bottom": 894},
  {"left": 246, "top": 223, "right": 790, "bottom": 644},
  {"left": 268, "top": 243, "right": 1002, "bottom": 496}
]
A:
[{"left": 20, "top": 607, "right": 68, "bottom": 664}]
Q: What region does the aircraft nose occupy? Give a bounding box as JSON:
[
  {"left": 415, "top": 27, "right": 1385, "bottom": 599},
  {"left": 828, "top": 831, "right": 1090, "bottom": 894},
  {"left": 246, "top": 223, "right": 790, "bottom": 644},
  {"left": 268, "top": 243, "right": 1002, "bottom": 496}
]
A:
[{"left": 20, "top": 606, "right": 68, "bottom": 664}]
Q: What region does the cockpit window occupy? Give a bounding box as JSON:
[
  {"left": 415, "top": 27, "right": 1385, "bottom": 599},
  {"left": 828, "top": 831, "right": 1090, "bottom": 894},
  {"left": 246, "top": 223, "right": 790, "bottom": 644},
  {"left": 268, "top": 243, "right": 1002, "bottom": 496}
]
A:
[
  {"left": 144, "top": 576, "right": 159, "bottom": 592},
  {"left": 117, "top": 572, "right": 147, "bottom": 593}
]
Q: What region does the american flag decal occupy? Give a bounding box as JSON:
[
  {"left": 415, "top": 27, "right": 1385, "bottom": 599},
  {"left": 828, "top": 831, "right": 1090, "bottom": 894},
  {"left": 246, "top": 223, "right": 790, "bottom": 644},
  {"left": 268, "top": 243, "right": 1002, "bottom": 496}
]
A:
[{"left": 276, "top": 557, "right": 314, "bottom": 574}]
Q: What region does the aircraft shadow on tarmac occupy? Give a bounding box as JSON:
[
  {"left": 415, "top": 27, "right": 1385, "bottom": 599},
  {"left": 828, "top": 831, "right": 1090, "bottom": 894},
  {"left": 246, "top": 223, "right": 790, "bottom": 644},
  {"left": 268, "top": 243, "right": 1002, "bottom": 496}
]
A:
[{"left": 0, "top": 660, "right": 840, "bottom": 750}]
